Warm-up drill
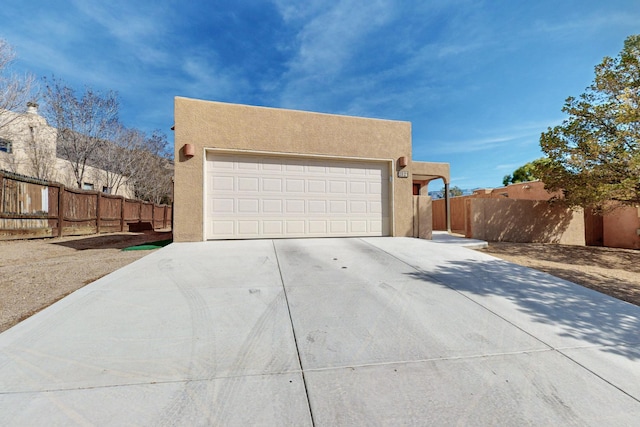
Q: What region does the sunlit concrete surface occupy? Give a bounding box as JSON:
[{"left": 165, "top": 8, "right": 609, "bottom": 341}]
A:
[{"left": 1, "top": 237, "right": 639, "bottom": 425}]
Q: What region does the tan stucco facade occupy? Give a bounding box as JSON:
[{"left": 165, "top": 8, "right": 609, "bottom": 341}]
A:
[{"left": 174, "top": 97, "right": 448, "bottom": 242}]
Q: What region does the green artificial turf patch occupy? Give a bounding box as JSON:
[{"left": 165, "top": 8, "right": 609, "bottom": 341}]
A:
[{"left": 122, "top": 239, "right": 172, "bottom": 251}]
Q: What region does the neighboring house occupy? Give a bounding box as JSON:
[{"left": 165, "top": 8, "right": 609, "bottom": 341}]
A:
[
  {"left": 0, "top": 104, "right": 133, "bottom": 198},
  {"left": 173, "top": 97, "right": 450, "bottom": 242}
]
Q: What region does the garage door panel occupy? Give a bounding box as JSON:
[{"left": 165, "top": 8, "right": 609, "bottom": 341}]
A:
[
  {"left": 206, "top": 153, "right": 390, "bottom": 239},
  {"left": 308, "top": 200, "right": 327, "bottom": 213},
  {"left": 285, "top": 164, "right": 304, "bottom": 173},
  {"left": 238, "top": 177, "right": 259, "bottom": 191},
  {"left": 308, "top": 180, "right": 326, "bottom": 193},
  {"left": 210, "top": 159, "right": 234, "bottom": 170},
  {"left": 261, "top": 158, "right": 283, "bottom": 170},
  {"left": 330, "top": 220, "right": 348, "bottom": 233},
  {"left": 263, "top": 221, "right": 283, "bottom": 234},
  {"left": 238, "top": 199, "right": 259, "bottom": 213},
  {"left": 238, "top": 220, "right": 259, "bottom": 235},
  {"left": 262, "top": 178, "right": 282, "bottom": 192},
  {"left": 329, "top": 181, "right": 347, "bottom": 194},
  {"left": 213, "top": 176, "right": 234, "bottom": 191},
  {"left": 212, "top": 198, "right": 234, "bottom": 214},
  {"left": 286, "top": 200, "right": 305, "bottom": 213},
  {"left": 308, "top": 164, "right": 326, "bottom": 173},
  {"left": 285, "top": 179, "right": 305, "bottom": 192},
  {"left": 263, "top": 199, "right": 283, "bottom": 213},
  {"left": 286, "top": 220, "right": 305, "bottom": 234},
  {"left": 350, "top": 201, "right": 367, "bottom": 213},
  {"left": 329, "top": 200, "right": 347, "bottom": 214},
  {"left": 351, "top": 220, "right": 367, "bottom": 233},
  {"left": 212, "top": 221, "right": 234, "bottom": 235},
  {"left": 350, "top": 181, "right": 367, "bottom": 194},
  {"left": 309, "top": 220, "right": 327, "bottom": 234},
  {"left": 238, "top": 160, "right": 259, "bottom": 170}
]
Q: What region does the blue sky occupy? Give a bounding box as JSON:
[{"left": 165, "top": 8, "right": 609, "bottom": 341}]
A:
[{"left": 1, "top": 0, "right": 639, "bottom": 189}]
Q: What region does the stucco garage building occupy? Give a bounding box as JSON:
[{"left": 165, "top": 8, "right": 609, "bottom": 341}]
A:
[{"left": 173, "top": 97, "right": 449, "bottom": 242}]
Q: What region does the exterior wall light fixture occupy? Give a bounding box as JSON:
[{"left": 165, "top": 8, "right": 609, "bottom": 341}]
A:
[{"left": 183, "top": 144, "right": 195, "bottom": 158}]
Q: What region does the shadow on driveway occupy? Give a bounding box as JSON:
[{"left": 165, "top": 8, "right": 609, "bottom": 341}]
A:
[{"left": 406, "top": 257, "right": 640, "bottom": 361}]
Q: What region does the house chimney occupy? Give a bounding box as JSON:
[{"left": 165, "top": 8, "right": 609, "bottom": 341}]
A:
[{"left": 26, "top": 102, "right": 39, "bottom": 115}]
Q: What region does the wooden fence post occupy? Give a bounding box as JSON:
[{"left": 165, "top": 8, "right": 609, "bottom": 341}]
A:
[
  {"left": 164, "top": 205, "right": 168, "bottom": 229},
  {"left": 58, "top": 185, "right": 65, "bottom": 237},
  {"left": 120, "top": 197, "right": 125, "bottom": 232},
  {"left": 96, "top": 192, "right": 101, "bottom": 234},
  {"left": 0, "top": 171, "right": 4, "bottom": 214}
]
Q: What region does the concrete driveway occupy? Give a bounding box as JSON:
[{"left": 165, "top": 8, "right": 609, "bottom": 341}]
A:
[{"left": 1, "top": 237, "right": 639, "bottom": 425}]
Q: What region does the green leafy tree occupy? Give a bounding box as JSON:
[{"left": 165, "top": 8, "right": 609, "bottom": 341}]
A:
[
  {"left": 441, "top": 185, "right": 464, "bottom": 197},
  {"left": 537, "top": 34, "right": 640, "bottom": 211},
  {"left": 502, "top": 158, "right": 549, "bottom": 186}
]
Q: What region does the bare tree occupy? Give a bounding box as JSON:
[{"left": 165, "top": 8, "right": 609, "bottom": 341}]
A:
[
  {"left": 41, "top": 77, "right": 119, "bottom": 189},
  {"left": 94, "top": 125, "right": 146, "bottom": 195},
  {"left": 0, "top": 39, "right": 36, "bottom": 130},
  {"left": 127, "top": 130, "right": 173, "bottom": 204}
]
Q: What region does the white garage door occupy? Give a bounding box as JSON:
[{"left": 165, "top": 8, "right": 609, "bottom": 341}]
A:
[{"left": 205, "top": 152, "right": 390, "bottom": 239}]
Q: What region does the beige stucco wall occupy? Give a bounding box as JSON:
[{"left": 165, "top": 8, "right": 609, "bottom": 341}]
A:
[
  {"left": 0, "top": 109, "right": 57, "bottom": 178},
  {"left": 469, "top": 198, "right": 585, "bottom": 245},
  {"left": 53, "top": 159, "right": 135, "bottom": 198},
  {"left": 174, "top": 97, "right": 415, "bottom": 242},
  {"left": 412, "top": 195, "right": 432, "bottom": 239},
  {"left": 412, "top": 161, "right": 450, "bottom": 184}
]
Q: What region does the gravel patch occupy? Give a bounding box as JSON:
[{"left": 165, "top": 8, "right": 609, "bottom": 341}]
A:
[
  {"left": 0, "top": 231, "right": 171, "bottom": 333},
  {"left": 476, "top": 242, "right": 640, "bottom": 307}
]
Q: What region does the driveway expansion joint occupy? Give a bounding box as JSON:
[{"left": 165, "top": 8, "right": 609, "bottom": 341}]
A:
[{"left": 272, "top": 240, "right": 316, "bottom": 427}]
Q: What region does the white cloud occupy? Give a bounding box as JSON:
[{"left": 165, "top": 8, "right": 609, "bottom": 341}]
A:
[
  {"left": 288, "top": 1, "right": 394, "bottom": 76},
  {"left": 179, "top": 56, "right": 249, "bottom": 101},
  {"left": 273, "top": 0, "right": 398, "bottom": 109},
  {"left": 531, "top": 12, "right": 640, "bottom": 37},
  {"left": 271, "top": 0, "right": 493, "bottom": 118},
  {"left": 70, "top": 0, "right": 171, "bottom": 66}
]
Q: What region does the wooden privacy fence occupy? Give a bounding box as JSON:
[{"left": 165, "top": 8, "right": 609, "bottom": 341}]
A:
[
  {"left": 432, "top": 197, "right": 468, "bottom": 234},
  {"left": 0, "top": 170, "right": 172, "bottom": 240}
]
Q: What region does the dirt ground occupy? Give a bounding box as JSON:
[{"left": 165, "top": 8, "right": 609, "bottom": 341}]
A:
[
  {"left": 476, "top": 242, "right": 640, "bottom": 307},
  {"left": 1, "top": 234, "right": 638, "bottom": 333},
  {"left": 0, "top": 231, "right": 171, "bottom": 333}
]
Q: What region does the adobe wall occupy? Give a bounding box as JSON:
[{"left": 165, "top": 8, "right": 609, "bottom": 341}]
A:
[
  {"left": 603, "top": 206, "right": 640, "bottom": 249},
  {"left": 436, "top": 180, "right": 638, "bottom": 249},
  {"left": 473, "top": 181, "right": 558, "bottom": 200},
  {"left": 413, "top": 195, "right": 432, "bottom": 239},
  {"left": 469, "top": 198, "right": 585, "bottom": 245}
]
